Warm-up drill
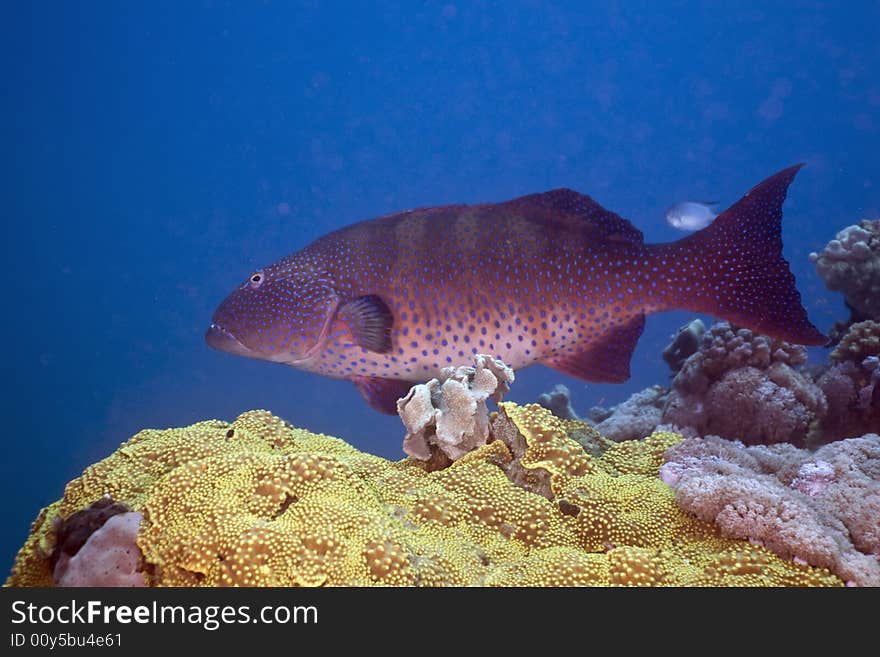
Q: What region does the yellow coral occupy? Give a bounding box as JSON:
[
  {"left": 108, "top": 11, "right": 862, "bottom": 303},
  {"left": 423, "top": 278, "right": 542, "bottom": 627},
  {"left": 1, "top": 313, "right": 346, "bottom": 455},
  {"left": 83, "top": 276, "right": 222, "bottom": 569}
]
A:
[
  {"left": 497, "top": 403, "right": 594, "bottom": 477},
  {"left": 598, "top": 431, "right": 682, "bottom": 476},
  {"left": 607, "top": 547, "right": 670, "bottom": 586},
  {"left": 7, "top": 405, "right": 842, "bottom": 587}
]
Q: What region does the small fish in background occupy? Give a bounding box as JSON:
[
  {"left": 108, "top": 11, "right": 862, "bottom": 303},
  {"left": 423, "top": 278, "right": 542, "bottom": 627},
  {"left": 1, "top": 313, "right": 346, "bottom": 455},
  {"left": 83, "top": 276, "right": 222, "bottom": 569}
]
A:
[{"left": 665, "top": 201, "right": 718, "bottom": 231}]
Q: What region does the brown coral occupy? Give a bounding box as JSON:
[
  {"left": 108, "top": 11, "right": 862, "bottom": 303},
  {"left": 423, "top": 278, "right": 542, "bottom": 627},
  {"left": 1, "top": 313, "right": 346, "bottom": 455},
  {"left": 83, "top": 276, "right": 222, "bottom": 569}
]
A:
[
  {"left": 7, "top": 406, "right": 841, "bottom": 587},
  {"left": 830, "top": 320, "right": 880, "bottom": 363},
  {"left": 810, "top": 219, "right": 880, "bottom": 321},
  {"left": 662, "top": 321, "right": 826, "bottom": 445},
  {"left": 818, "top": 323, "right": 880, "bottom": 440},
  {"left": 818, "top": 362, "right": 880, "bottom": 440}
]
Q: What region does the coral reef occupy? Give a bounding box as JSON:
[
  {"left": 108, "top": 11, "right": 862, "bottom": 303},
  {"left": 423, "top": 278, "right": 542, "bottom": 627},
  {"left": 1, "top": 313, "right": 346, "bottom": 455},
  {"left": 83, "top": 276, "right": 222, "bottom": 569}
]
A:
[
  {"left": 810, "top": 219, "right": 880, "bottom": 321},
  {"left": 661, "top": 434, "right": 880, "bottom": 586},
  {"left": 817, "top": 362, "right": 880, "bottom": 441},
  {"left": 55, "top": 512, "right": 145, "bottom": 587},
  {"left": 662, "top": 319, "right": 706, "bottom": 374},
  {"left": 537, "top": 384, "right": 581, "bottom": 420},
  {"left": 7, "top": 406, "right": 839, "bottom": 587},
  {"left": 661, "top": 322, "right": 826, "bottom": 446},
  {"left": 813, "top": 320, "right": 880, "bottom": 441},
  {"left": 594, "top": 386, "right": 667, "bottom": 442},
  {"left": 49, "top": 496, "right": 131, "bottom": 572},
  {"left": 830, "top": 320, "right": 880, "bottom": 364},
  {"left": 539, "top": 381, "right": 668, "bottom": 443},
  {"left": 397, "top": 354, "right": 514, "bottom": 463}
]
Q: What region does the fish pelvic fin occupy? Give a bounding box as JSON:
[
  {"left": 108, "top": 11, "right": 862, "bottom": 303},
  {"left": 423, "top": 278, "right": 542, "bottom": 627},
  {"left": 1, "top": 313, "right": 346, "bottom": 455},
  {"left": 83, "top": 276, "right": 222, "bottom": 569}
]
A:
[
  {"left": 651, "top": 164, "right": 826, "bottom": 345},
  {"left": 352, "top": 376, "right": 414, "bottom": 414}
]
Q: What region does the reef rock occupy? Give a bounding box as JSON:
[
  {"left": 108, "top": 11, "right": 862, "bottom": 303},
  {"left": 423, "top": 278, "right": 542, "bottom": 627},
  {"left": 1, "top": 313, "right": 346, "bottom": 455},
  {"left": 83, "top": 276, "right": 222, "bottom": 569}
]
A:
[
  {"left": 537, "top": 384, "right": 581, "bottom": 420},
  {"left": 662, "top": 319, "right": 706, "bottom": 374},
  {"left": 594, "top": 386, "right": 668, "bottom": 442}
]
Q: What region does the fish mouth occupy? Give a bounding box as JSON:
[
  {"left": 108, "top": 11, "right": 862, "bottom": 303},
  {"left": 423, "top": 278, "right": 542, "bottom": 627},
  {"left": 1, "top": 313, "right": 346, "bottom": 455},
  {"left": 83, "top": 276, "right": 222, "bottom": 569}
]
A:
[
  {"left": 206, "top": 293, "right": 340, "bottom": 365},
  {"left": 204, "top": 318, "right": 330, "bottom": 365},
  {"left": 205, "top": 323, "right": 255, "bottom": 358}
]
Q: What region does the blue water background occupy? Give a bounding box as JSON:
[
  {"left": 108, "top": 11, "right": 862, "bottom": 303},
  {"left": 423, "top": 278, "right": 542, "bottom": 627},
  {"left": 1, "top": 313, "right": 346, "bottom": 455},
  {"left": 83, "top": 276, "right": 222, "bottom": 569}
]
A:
[{"left": 3, "top": 1, "right": 878, "bottom": 572}]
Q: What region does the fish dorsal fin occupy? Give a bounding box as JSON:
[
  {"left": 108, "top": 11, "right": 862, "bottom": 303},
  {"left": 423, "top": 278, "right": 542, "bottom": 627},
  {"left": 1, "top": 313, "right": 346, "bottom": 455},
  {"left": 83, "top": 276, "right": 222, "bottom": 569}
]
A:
[
  {"left": 499, "top": 188, "right": 644, "bottom": 246},
  {"left": 544, "top": 314, "right": 646, "bottom": 383}
]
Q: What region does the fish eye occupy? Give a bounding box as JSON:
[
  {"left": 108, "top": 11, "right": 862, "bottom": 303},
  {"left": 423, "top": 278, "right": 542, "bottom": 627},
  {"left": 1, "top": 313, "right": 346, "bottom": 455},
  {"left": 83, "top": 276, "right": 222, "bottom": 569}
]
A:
[{"left": 248, "top": 271, "right": 264, "bottom": 289}]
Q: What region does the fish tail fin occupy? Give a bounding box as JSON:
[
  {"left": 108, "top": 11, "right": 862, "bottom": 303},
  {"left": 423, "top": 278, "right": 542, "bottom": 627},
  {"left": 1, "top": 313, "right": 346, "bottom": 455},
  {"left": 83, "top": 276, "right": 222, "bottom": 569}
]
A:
[{"left": 652, "top": 164, "right": 826, "bottom": 345}]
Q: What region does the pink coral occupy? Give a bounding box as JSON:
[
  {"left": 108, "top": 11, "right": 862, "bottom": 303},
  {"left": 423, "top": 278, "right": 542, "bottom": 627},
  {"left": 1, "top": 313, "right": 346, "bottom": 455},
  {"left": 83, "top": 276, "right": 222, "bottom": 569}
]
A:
[
  {"left": 661, "top": 322, "right": 826, "bottom": 446},
  {"left": 791, "top": 461, "right": 836, "bottom": 497},
  {"left": 54, "top": 512, "right": 146, "bottom": 587},
  {"left": 662, "top": 434, "right": 880, "bottom": 586}
]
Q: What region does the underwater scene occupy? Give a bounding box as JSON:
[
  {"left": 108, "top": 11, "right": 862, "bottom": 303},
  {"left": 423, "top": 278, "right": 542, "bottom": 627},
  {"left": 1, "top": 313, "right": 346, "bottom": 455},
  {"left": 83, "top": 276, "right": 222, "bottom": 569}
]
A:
[{"left": 5, "top": 2, "right": 879, "bottom": 587}]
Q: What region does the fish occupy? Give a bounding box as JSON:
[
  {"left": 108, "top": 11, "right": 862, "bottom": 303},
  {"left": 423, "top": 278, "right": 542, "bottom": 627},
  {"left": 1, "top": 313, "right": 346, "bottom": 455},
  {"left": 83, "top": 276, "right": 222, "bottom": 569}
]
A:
[
  {"left": 665, "top": 201, "right": 718, "bottom": 231},
  {"left": 206, "top": 164, "right": 826, "bottom": 414}
]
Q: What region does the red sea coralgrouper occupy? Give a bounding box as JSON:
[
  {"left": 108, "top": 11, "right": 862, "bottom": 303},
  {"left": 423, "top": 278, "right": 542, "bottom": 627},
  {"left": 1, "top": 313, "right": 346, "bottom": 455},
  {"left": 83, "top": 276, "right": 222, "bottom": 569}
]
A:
[{"left": 206, "top": 165, "right": 825, "bottom": 413}]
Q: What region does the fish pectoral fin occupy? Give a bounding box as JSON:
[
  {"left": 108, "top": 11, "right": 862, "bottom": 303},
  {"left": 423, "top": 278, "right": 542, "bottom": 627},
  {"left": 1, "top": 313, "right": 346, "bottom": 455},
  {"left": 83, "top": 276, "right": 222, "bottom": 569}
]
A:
[
  {"left": 352, "top": 376, "right": 414, "bottom": 414},
  {"left": 544, "top": 314, "right": 645, "bottom": 383},
  {"left": 337, "top": 295, "right": 394, "bottom": 353}
]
